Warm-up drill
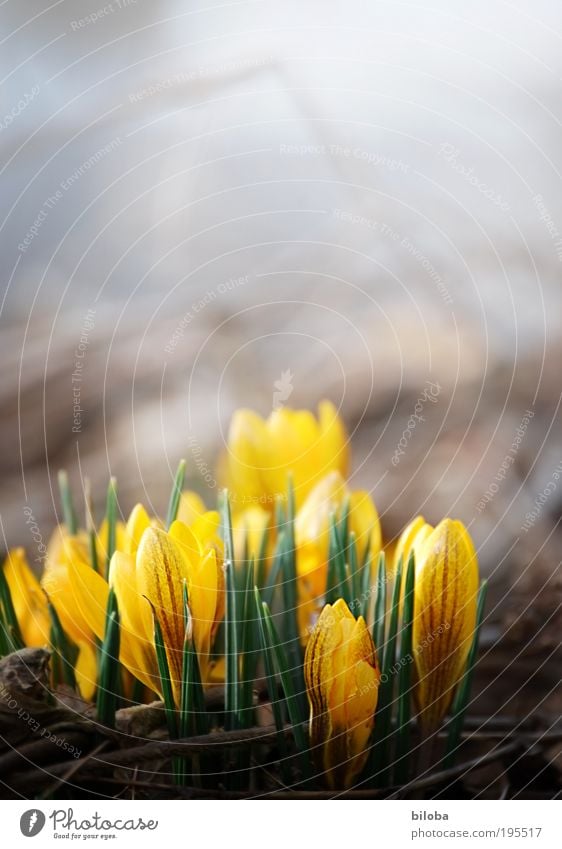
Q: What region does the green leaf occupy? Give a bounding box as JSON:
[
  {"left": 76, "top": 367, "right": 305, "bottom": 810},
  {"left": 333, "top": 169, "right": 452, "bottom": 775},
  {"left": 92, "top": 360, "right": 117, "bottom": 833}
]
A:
[
  {"left": 180, "top": 582, "right": 208, "bottom": 739},
  {"left": 166, "top": 459, "right": 186, "bottom": 529},
  {"left": 148, "top": 600, "right": 178, "bottom": 739},
  {"left": 58, "top": 470, "right": 78, "bottom": 535},
  {"left": 444, "top": 579, "right": 488, "bottom": 768},
  {"left": 373, "top": 551, "right": 387, "bottom": 650},
  {"left": 338, "top": 493, "right": 351, "bottom": 549},
  {"left": 393, "top": 550, "right": 415, "bottom": 785},
  {"left": 84, "top": 478, "right": 99, "bottom": 573},
  {"left": 260, "top": 599, "right": 308, "bottom": 752},
  {"left": 95, "top": 589, "right": 121, "bottom": 728},
  {"left": 372, "top": 555, "right": 403, "bottom": 786},
  {"left": 262, "top": 529, "right": 285, "bottom": 609},
  {"left": 360, "top": 548, "right": 373, "bottom": 622},
  {"left": 281, "top": 476, "right": 306, "bottom": 718},
  {"left": 48, "top": 600, "right": 78, "bottom": 690},
  {"left": 255, "top": 524, "right": 269, "bottom": 590},
  {"left": 348, "top": 532, "right": 361, "bottom": 607},
  {"left": 240, "top": 560, "right": 258, "bottom": 726},
  {"left": 253, "top": 587, "right": 290, "bottom": 784},
  {"left": 104, "top": 477, "right": 118, "bottom": 575},
  {"left": 327, "top": 513, "right": 349, "bottom": 605},
  {"left": 220, "top": 490, "right": 239, "bottom": 730}
]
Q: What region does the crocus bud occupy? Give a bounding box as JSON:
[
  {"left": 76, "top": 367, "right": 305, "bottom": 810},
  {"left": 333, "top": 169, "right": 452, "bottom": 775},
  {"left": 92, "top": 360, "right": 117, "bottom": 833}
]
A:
[
  {"left": 304, "top": 598, "right": 380, "bottom": 789},
  {"left": 412, "top": 519, "right": 479, "bottom": 732}
]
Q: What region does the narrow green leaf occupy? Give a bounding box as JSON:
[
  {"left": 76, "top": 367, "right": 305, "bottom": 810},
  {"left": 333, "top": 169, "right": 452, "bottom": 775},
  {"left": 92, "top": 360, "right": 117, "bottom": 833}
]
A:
[
  {"left": 95, "top": 590, "right": 121, "bottom": 728},
  {"left": 348, "top": 532, "right": 360, "bottom": 607},
  {"left": 282, "top": 477, "right": 306, "bottom": 718},
  {"left": 179, "top": 582, "right": 208, "bottom": 738},
  {"left": 240, "top": 560, "right": 258, "bottom": 726},
  {"left": 372, "top": 555, "right": 403, "bottom": 786},
  {"left": 444, "top": 579, "right": 488, "bottom": 768},
  {"left": 58, "top": 470, "right": 78, "bottom": 535},
  {"left": 262, "top": 529, "right": 285, "bottom": 609},
  {"left": 394, "top": 550, "right": 415, "bottom": 785},
  {"left": 148, "top": 600, "right": 178, "bottom": 739},
  {"left": 254, "top": 587, "right": 290, "bottom": 784},
  {"left": 221, "top": 490, "right": 239, "bottom": 730},
  {"left": 166, "top": 459, "right": 186, "bottom": 529},
  {"left": 84, "top": 478, "right": 99, "bottom": 574},
  {"left": 327, "top": 513, "right": 349, "bottom": 605},
  {"left": 373, "top": 551, "right": 386, "bottom": 648},
  {"left": 360, "top": 548, "right": 373, "bottom": 622},
  {"left": 338, "top": 494, "right": 351, "bottom": 549},
  {"left": 260, "top": 600, "right": 308, "bottom": 752},
  {"left": 47, "top": 600, "right": 78, "bottom": 690},
  {"left": 255, "top": 524, "right": 269, "bottom": 590},
  {"left": 104, "top": 477, "right": 118, "bottom": 574}
]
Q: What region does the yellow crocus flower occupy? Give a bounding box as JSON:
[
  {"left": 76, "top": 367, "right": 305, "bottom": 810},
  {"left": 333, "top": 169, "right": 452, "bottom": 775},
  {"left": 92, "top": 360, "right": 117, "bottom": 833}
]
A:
[
  {"left": 295, "top": 471, "right": 381, "bottom": 639},
  {"left": 412, "top": 518, "right": 479, "bottom": 732},
  {"left": 304, "top": 598, "right": 381, "bottom": 789},
  {"left": 4, "top": 548, "right": 96, "bottom": 700},
  {"left": 223, "top": 400, "right": 349, "bottom": 511},
  {"left": 65, "top": 516, "right": 224, "bottom": 706}
]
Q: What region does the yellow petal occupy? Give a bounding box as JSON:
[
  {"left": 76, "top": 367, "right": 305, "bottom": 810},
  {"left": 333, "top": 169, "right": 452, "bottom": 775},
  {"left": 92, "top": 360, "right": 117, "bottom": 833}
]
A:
[
  {"left": 224, "top": 409, "right": 267, "bottom": 505},
  {"left": 3, "top": 549, "right": 50, "bottom": 647},
  {"left": 304, "top": 599, "right": 379, "bottom": 789},
  {"left": 317, "top": 400, "right": 350, "bottom": 483},
  {"left": 232, "top": 505, "right": 270, "bottom": 563},
  {"left": 109, "top": 552, "right": 160, "bottom": 694},
  {"left": 413, "top": 519, "right": 479, "bottom": 732},
  {"left": 136, "top": 528, "right": 188, "bottom": 705},
  {"left": 168, "top": 519, "right": 202, "bottom": 567},
  {"left": 43, "top": 536, "right": 96, "bottom": 645},
  {"left": 124, "top": 504, "right": 151, "bottom": 557},
  {"left": 63, "top": 547, "right": 110, "bottom": 643},
  {"left": 349, "top": 490, "right": 382, "bottom": 562},
  {"left": 176, "top": 491, "right": 207, "bottom": 526},
  {"left": 97, "top": 518, "right": 127, "bottom": 565},
  {"left": 75, "top": 640, "right": 98, "bottom": 701},
  {"left": 188, "top": 548, "right": 219, "bottom": 663}
]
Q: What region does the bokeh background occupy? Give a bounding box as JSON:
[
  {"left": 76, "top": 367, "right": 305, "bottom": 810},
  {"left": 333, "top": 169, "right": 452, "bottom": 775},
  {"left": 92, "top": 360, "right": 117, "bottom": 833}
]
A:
[{"left": 1, "top": 1, "right": 561, "bottom": 724}]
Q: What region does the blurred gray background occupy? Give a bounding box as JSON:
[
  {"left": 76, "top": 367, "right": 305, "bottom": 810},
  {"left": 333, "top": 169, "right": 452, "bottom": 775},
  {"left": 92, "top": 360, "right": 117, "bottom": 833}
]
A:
[{"left": 1, "top": 1, "right": 561, "bottom": 652}]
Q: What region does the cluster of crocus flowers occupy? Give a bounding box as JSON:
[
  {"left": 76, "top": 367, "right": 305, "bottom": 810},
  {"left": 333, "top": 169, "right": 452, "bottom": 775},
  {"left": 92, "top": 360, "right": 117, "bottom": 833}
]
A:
[{"left": 0, "top": 401, "right": 485, "bottom": 793}]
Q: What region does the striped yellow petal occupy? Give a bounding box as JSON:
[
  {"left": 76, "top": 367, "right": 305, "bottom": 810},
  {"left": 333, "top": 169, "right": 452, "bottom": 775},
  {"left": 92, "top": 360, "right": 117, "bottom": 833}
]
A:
[
  {"left": 304, "top": 598, "right": 380, "bottom": 789},
  {"left": 412, "top": 518, "right": 479, "bottom": 732},
  {"left": 136, "top": 527, "right": 188, "bottom": 705}
]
